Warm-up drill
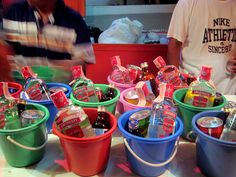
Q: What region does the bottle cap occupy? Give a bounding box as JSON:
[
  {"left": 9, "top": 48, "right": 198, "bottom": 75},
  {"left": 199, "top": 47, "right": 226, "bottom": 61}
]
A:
[
  {"left": 153, "top": 56, "right": 166, "bottom": 69},
  {"left": 71, "top": 65, "right": 84, "bottom": 79},
  {"left": 50, "top": 90, "right": 69, "bottom": 109},
  {"left": 21, "top": 66, "right": 36, "bottom": 79},
  {"left": 165, "top": 84, "right": 174, "bottom": 98},
  {"left": 200, "top": 66, "right": 212, "bottom": 81}
]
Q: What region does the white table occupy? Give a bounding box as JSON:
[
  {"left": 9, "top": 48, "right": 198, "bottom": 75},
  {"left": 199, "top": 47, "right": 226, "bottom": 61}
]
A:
[{"left": 0, "top": 95, "right": 235, "bottom": 177}]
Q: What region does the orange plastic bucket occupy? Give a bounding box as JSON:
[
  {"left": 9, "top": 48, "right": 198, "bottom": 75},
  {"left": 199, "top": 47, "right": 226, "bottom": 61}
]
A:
[
  {"left": 52, "top": 108, "right": 117, "bottom": 176},
  {"left": 7, "top": 82, "right": 23, "bottom": 98}
]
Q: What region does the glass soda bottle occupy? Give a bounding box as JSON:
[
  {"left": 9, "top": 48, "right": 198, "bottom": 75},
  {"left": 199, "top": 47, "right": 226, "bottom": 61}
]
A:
[
  {"left": 51, "top": 90, "right": 95, "bottom": 137},
  {"left": 220, "top": 108, "right": 236, "bottom": 142},
  {"left": 71, "top": 65, "right": 99, "bottom": 102},
  {"left": 100, "top": 83, "right": 116, "bottom": 102},
  {"left": 140, "top": 62, "right": 159, "bottom": 97},
  {"left": 147, "top": 83, "right": 177, "bottom": 138},
  {"left": 0, "top": 82, "right": 21, "bottom": 130},
  {"left": 21, "top": 66, "right": 50, "bottom": 100},
  {"left": 92, "top": 106, "right": 110, "bottom": 135},
  {"left": 153, "top": 56, "right": 187, "bottom": 87},
  {"left": 184, "top": 65, "right": 216, "bottom": 107}
]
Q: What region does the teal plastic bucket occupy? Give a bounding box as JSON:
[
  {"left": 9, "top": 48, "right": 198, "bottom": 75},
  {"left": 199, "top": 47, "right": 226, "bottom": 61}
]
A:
[
  {"left": 0, "top": 103, "right": 49, "bottom": 167},
  {"left": 192, "top": 110, "right": 236, "bottom": 177},
  {"left": 70, "top": 84, "right": 120, "bottom": 114},
  {"left": 173, "top": 88, "right": 227, "bottom": 141},
  {"left": 21, "top": 82, "right": 72, "bottom": 132},
  {"left": 118, "top": 108, "right": 184, "bottom": 177}
]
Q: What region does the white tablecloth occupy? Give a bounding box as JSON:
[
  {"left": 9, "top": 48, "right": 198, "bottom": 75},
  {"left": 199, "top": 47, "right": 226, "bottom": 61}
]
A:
[{"left": 0, "top": 95, "right": 235, "bottom": 177}]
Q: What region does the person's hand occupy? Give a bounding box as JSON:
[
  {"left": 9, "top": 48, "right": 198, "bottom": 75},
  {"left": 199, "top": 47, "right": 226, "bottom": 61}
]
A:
[{"left": 226, "top": 57, "right": 236, "bottom": 74}]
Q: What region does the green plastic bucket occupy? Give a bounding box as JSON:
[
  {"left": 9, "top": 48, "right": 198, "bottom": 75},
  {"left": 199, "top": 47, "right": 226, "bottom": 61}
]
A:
[
  {"left": 0, "top": 103, "right": 49, "bottom": 167},
  {"left": 12, "top": 65, "right": 71, "bottom": 85},
  {"left": 173, "top": 88, "right": 227, "bottom": 142},
  {"left": 70, "top": 84, "right": 120, "bottom": 114}
]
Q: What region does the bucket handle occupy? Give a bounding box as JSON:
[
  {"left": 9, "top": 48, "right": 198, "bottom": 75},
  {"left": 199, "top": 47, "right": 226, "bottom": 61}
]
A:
[
  {"left": 6, "top": 129, "right": 48, "bottom": 151},
  {"left": 123, "top": 137, "right": 179, "bottom": 167}
]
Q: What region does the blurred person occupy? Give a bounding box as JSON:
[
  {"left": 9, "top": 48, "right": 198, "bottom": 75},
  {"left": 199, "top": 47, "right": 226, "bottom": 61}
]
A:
[
  {"left": 167, "top": 0, "right": 236, "bottom": 95},
  {"left": 0, "top": 38, "right": 13, "bottom": 81},
  {"left": 2, "top": 0, "right": 95, "bottom": 83}
]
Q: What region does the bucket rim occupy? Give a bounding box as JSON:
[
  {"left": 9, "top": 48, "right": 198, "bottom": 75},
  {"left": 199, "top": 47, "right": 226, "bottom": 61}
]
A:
[
  {"left": 173, "top": 88, "right": 227, "bottom": 111},
  {"left": 192, "top": 110, "right": 236, "bottom": 147},
  {"left": 0, "top": 103, "right": 49, "bottom": 134},
  {"left": 52, "top": 108, "right": 117, "bottom": 142},
  {"left": 119, "top": 87, "right": 150, "bottom": 109},
  {"left": 118, "top": 108, "right": 184, "bottom": 143},
  {"left": 70, "top": 84, "right": 120, "bottom": 106},
  {"left": 7, "top": 82, "right": 23, "bottom": 98},
  {"left": 22, "top": 82, "right": 72, "bottom": 104},
  {"left": 107, "top": 75, "right": 135, "bottom": 88}
]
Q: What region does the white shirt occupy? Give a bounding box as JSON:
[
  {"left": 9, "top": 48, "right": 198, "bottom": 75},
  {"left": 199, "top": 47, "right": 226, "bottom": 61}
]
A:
[{"left": 168, "top": 0, "right": 236, "bottom": 94}]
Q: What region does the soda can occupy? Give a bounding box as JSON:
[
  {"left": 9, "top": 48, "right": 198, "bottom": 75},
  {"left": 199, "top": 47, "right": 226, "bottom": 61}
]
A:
[
  {"left": 124, "top": 90, "right": 139, "bottom": 105},
  {"left": 21, "top": 109, "right": 45, "bottom": 127},
  {"left": 128, "top": 110, "right": 150, "bottom": 137},
  {"left": 49, "top": 86, "right": 68, "bottom": 94},
  {"left": 197, "top": 116, "right": 223, "bottom": 138}
]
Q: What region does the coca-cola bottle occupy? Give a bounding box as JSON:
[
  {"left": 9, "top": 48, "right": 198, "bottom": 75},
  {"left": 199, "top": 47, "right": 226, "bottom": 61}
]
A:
[
  {"left": 140, "top": 62, "right": 159, "bottom": 97},
  {"left": 147, "top": 83, "right": 177, "bottom": 138},
  {"left": 184, "top": 66, "right": 216, "bottom": 107},
  {"left": 51, "top": 90, "right": 95, "bottom": 138},
  {"left": 71, "top": 65, "right": 99, "bottom": 102},
  {"left": 92, "top": 106, "right": 110, "bottom": 135},
  {"left": 0, "top": 82, "right": 21, "bottom": 130},
  {"left": 100, "top": 84, "right": 116, "bottom": 102},
  {"left": 21, "top": 66, "right": 50, "bottom": 100}
]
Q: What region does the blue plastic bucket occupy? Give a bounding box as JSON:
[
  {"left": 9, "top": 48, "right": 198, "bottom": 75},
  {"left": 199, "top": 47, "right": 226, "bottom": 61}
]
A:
[
  {"left": 21, "top": 82, "right": 72, "bottom": 132},
  {"left": 192, "top": 110, "right": 236, "bottom": 177},
  {"left": 118, "top": 108, "right": 184, "bottom": 177}
]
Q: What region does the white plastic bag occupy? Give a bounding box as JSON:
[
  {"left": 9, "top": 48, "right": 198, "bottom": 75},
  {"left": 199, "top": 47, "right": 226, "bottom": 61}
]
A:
[{"left": 98, "top": 17, "right": 143, "bottom": 44}]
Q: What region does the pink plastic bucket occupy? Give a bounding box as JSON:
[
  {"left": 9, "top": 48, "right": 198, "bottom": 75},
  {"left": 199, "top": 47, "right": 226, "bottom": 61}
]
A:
[
  {"left": 120, "top": 87, "right": 151, "bottom": 112},
  {"left": 107, "top": 75, "right": 135, "bottom": 114}
]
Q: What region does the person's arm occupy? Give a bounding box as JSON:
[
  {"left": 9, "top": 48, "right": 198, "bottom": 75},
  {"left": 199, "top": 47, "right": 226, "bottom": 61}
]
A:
[{"left": 167, "top": 38, "right": 182, "bottom": 68}]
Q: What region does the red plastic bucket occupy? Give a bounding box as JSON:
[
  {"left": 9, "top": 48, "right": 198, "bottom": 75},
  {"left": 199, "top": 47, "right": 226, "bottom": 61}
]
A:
[
  {"left": 52, "top": 108, "right": 117, "bottom": 176},
  {"left": 107, "top": 75, "right": 135, "bottom": 114},
  {"left": 7, "top": 82, "right": 23, "bottom": 98},
  {"left": 120, "top": 87, "right": 151, "bottom": 112}
]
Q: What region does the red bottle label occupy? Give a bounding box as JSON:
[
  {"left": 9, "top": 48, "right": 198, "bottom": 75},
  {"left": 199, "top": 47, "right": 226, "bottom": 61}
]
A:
[
  {"left": 193, "top": 96, "right": 208, "bottom": 107},
  {"left": 51, "top": 90, "right": 69, "bottom": 108},
  {"left": 26, "top": 83, "right": 43, "bottom": 100},
  {"left": 71, "top": 65, "right": 84, "bottom": 79},
  {"left": 163, "top": 117, "right": 175, "bottom": 134}
]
